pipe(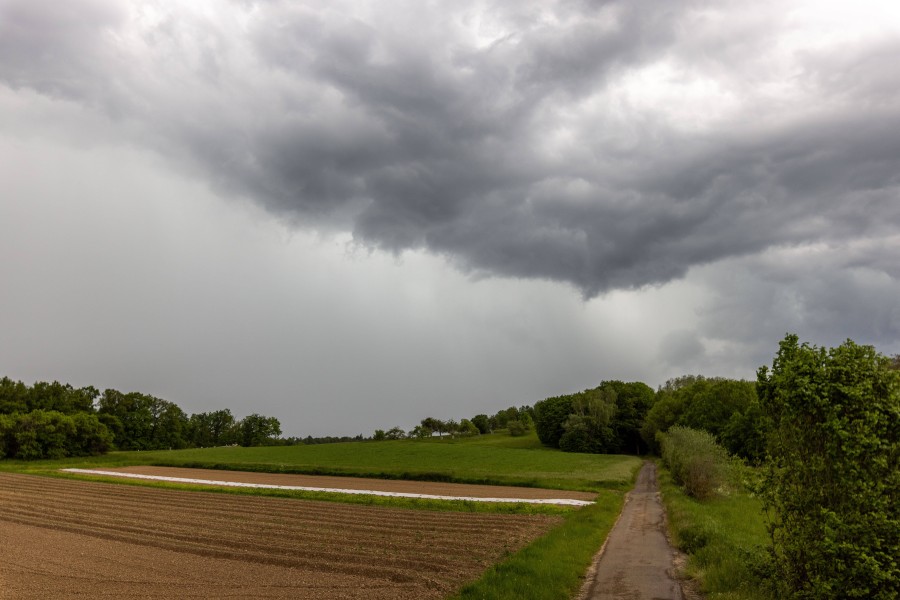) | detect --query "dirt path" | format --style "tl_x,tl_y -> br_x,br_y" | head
581,462 -> 683,600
